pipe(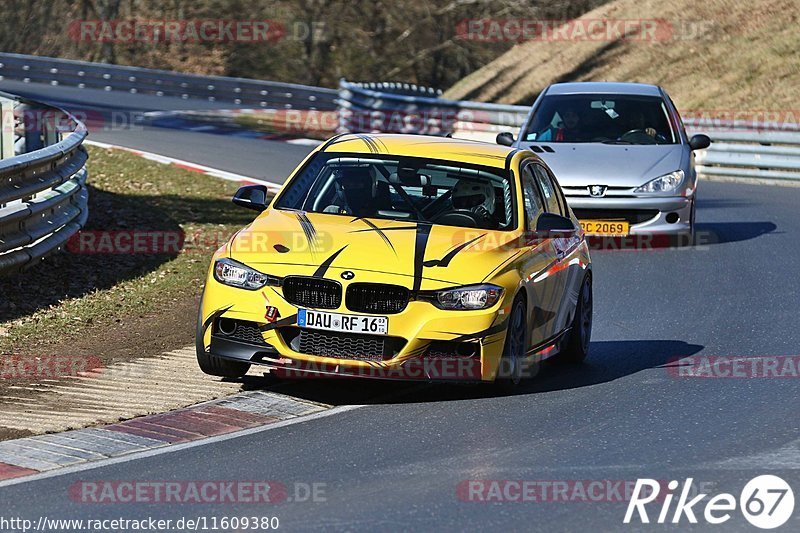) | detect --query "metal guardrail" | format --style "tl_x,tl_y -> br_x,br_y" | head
685,119 -> 800,182
6,54 -> 795,184
0,91 -> 89,276
337,79 -> 527,136
0,53 -> 337,110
